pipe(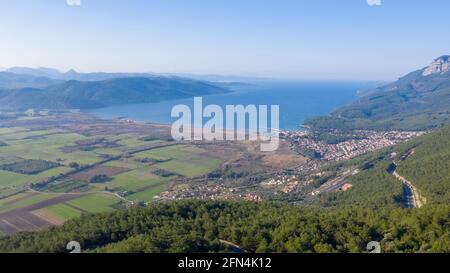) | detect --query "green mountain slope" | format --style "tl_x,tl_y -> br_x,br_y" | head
395,126 -> 450,204
0,77 -> 228,110
316,125 -> 450,207
306,56 -> 450,131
